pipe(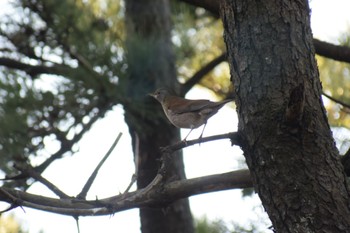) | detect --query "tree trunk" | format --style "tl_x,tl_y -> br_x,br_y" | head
220,0 -> 350,232
124,1 -> 194,233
